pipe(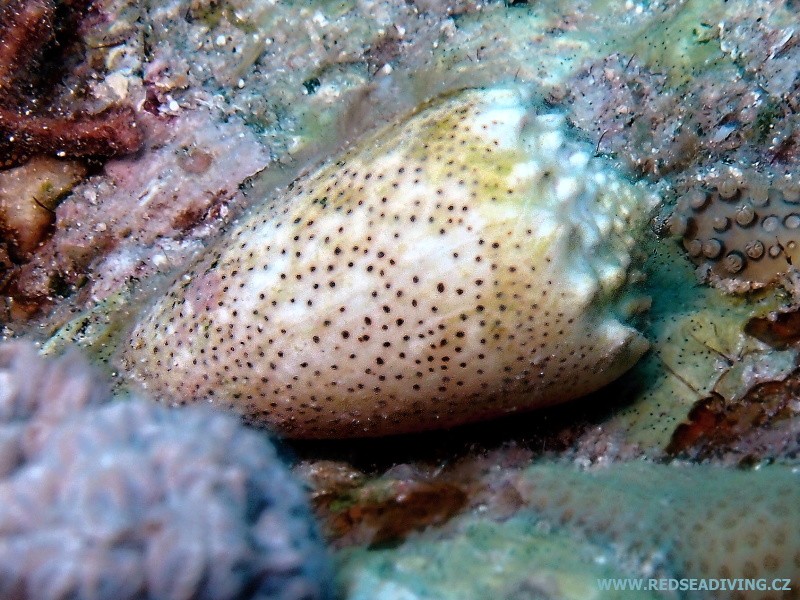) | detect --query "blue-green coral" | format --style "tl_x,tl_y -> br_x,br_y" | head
337,511 -> 662,600
514,462 -> 800,598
